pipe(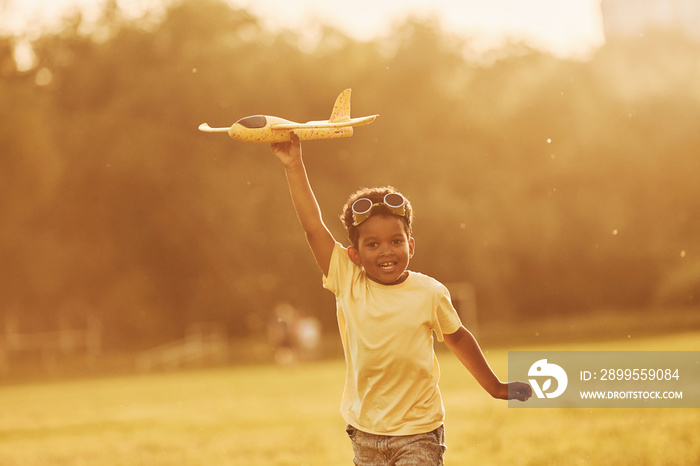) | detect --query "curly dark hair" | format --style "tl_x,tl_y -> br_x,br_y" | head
340,186 -> 413,248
